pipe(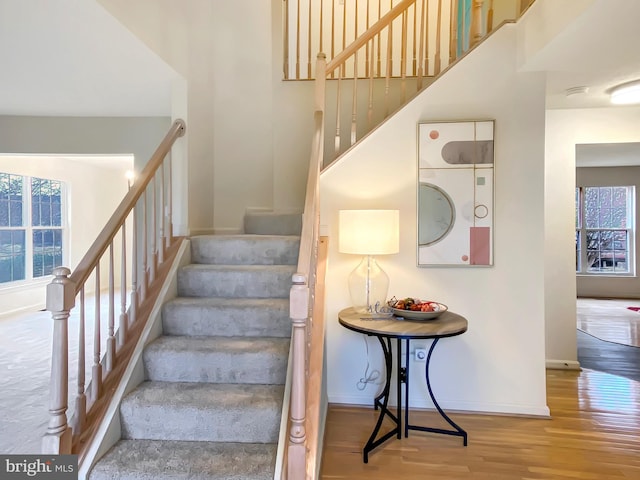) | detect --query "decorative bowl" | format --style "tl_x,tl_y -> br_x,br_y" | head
391,303 -> 447,321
